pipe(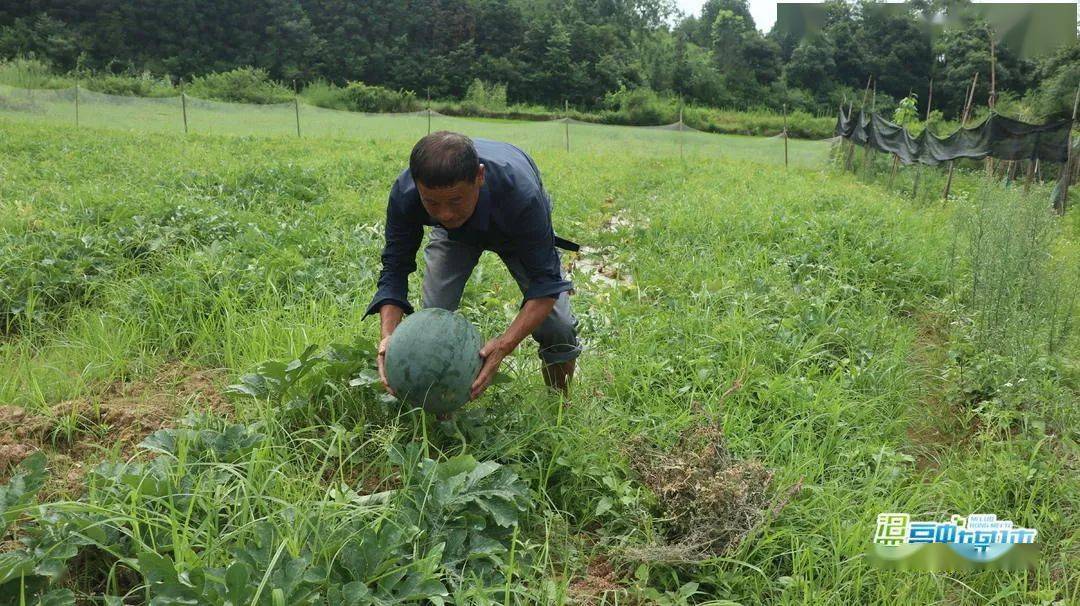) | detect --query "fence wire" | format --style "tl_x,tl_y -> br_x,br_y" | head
0,84 -> 837,168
